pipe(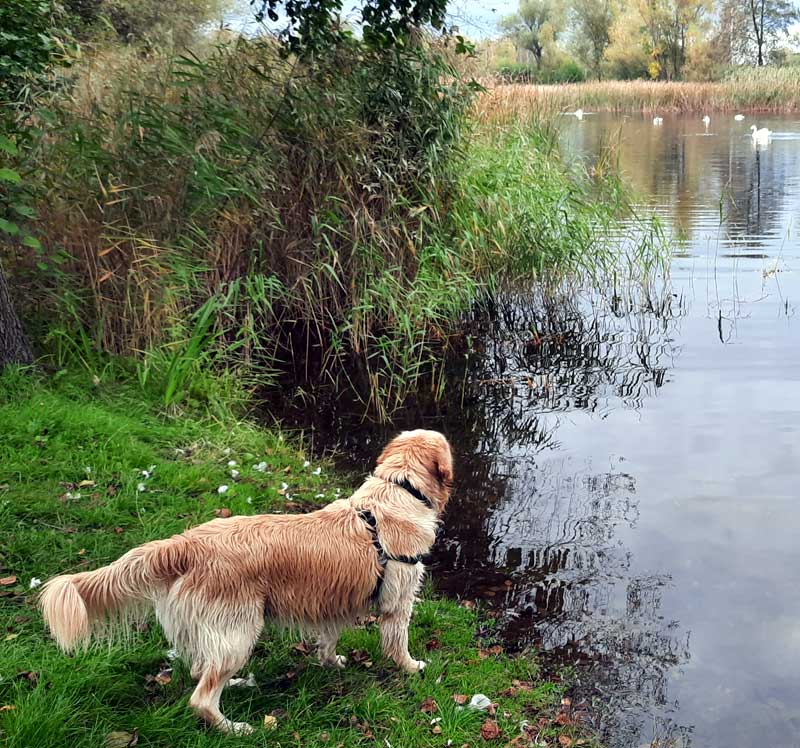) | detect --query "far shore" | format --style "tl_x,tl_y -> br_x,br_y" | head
477,70 -> 800,116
